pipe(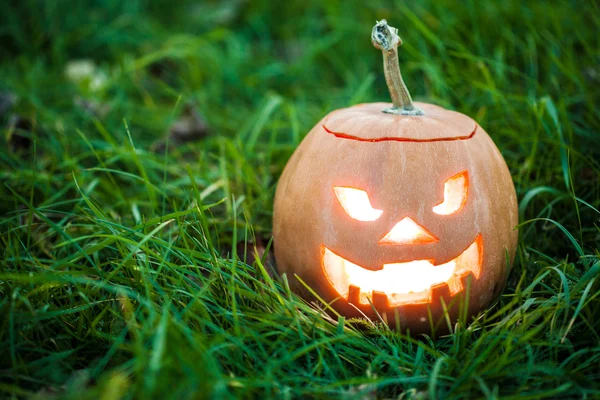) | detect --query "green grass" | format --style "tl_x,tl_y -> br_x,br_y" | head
1,0 -> 599,398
